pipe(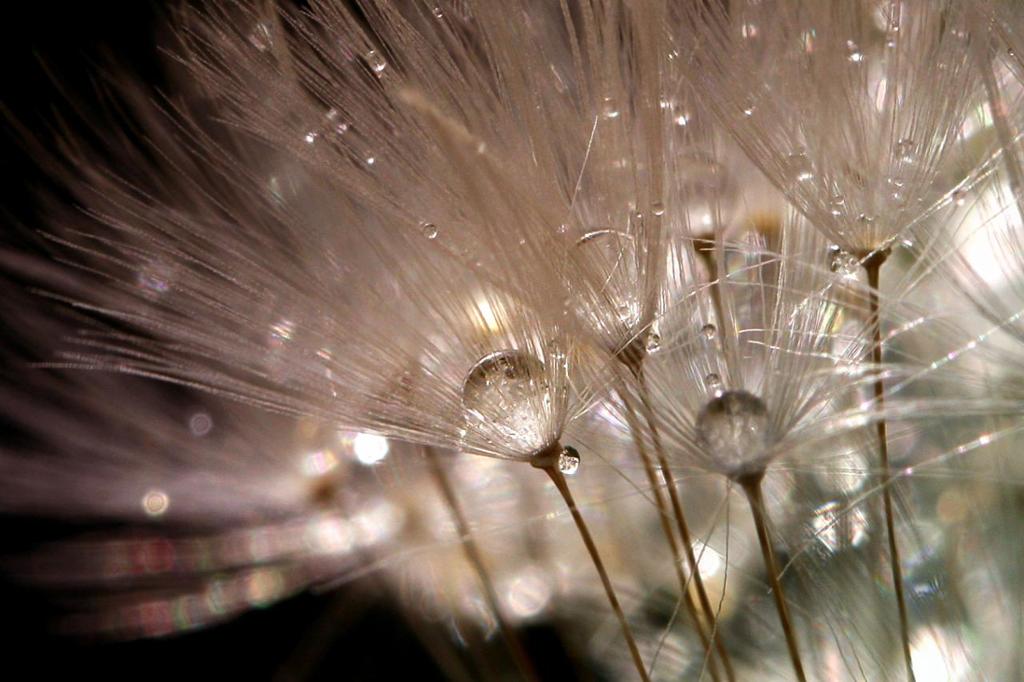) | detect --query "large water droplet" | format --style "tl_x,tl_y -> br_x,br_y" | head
575,229 -> 642,331
701,323 -> 717,340
704,373 -> 723,396
462,350 -> 552,456
695,390 -> 772,476
557,446 -> 580,475
829,247 -> 860,278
